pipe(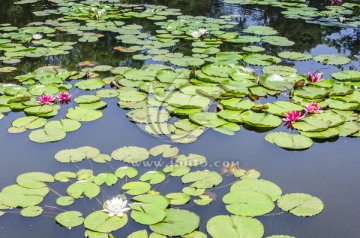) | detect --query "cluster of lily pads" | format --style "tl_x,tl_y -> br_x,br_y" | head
223,0 -> 360,27
0,0 -> 358,150
0,144 -> 324,238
